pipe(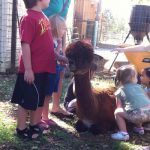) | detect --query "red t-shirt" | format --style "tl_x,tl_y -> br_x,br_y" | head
19,9 -> 56,73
